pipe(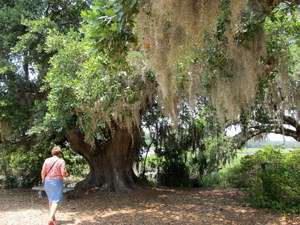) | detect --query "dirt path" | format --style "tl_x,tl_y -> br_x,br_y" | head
0,186 -> 299,225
